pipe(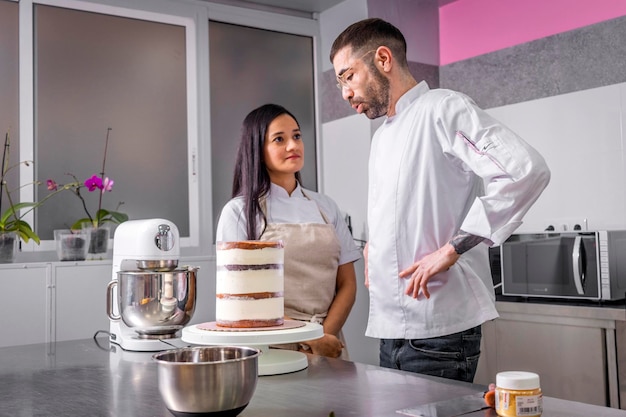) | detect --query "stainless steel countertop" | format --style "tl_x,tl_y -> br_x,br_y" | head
1,336 -> 625,417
